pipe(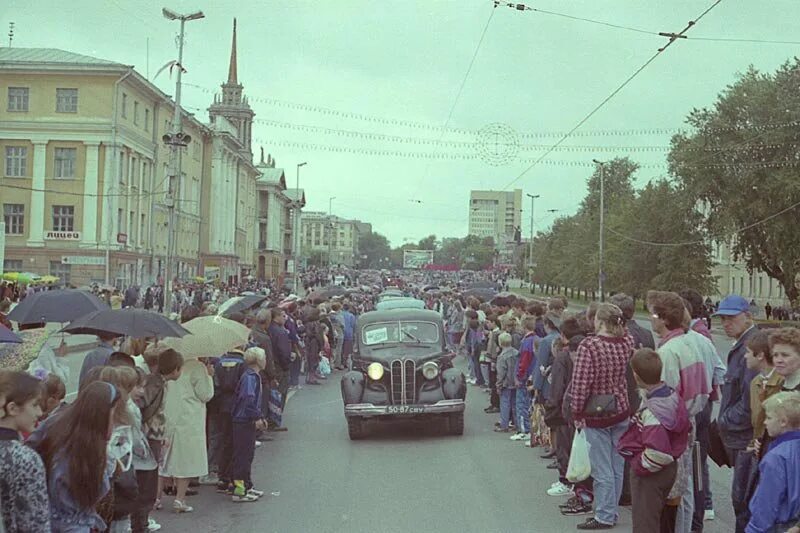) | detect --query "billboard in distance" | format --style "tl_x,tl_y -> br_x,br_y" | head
403,249 -> 434,269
